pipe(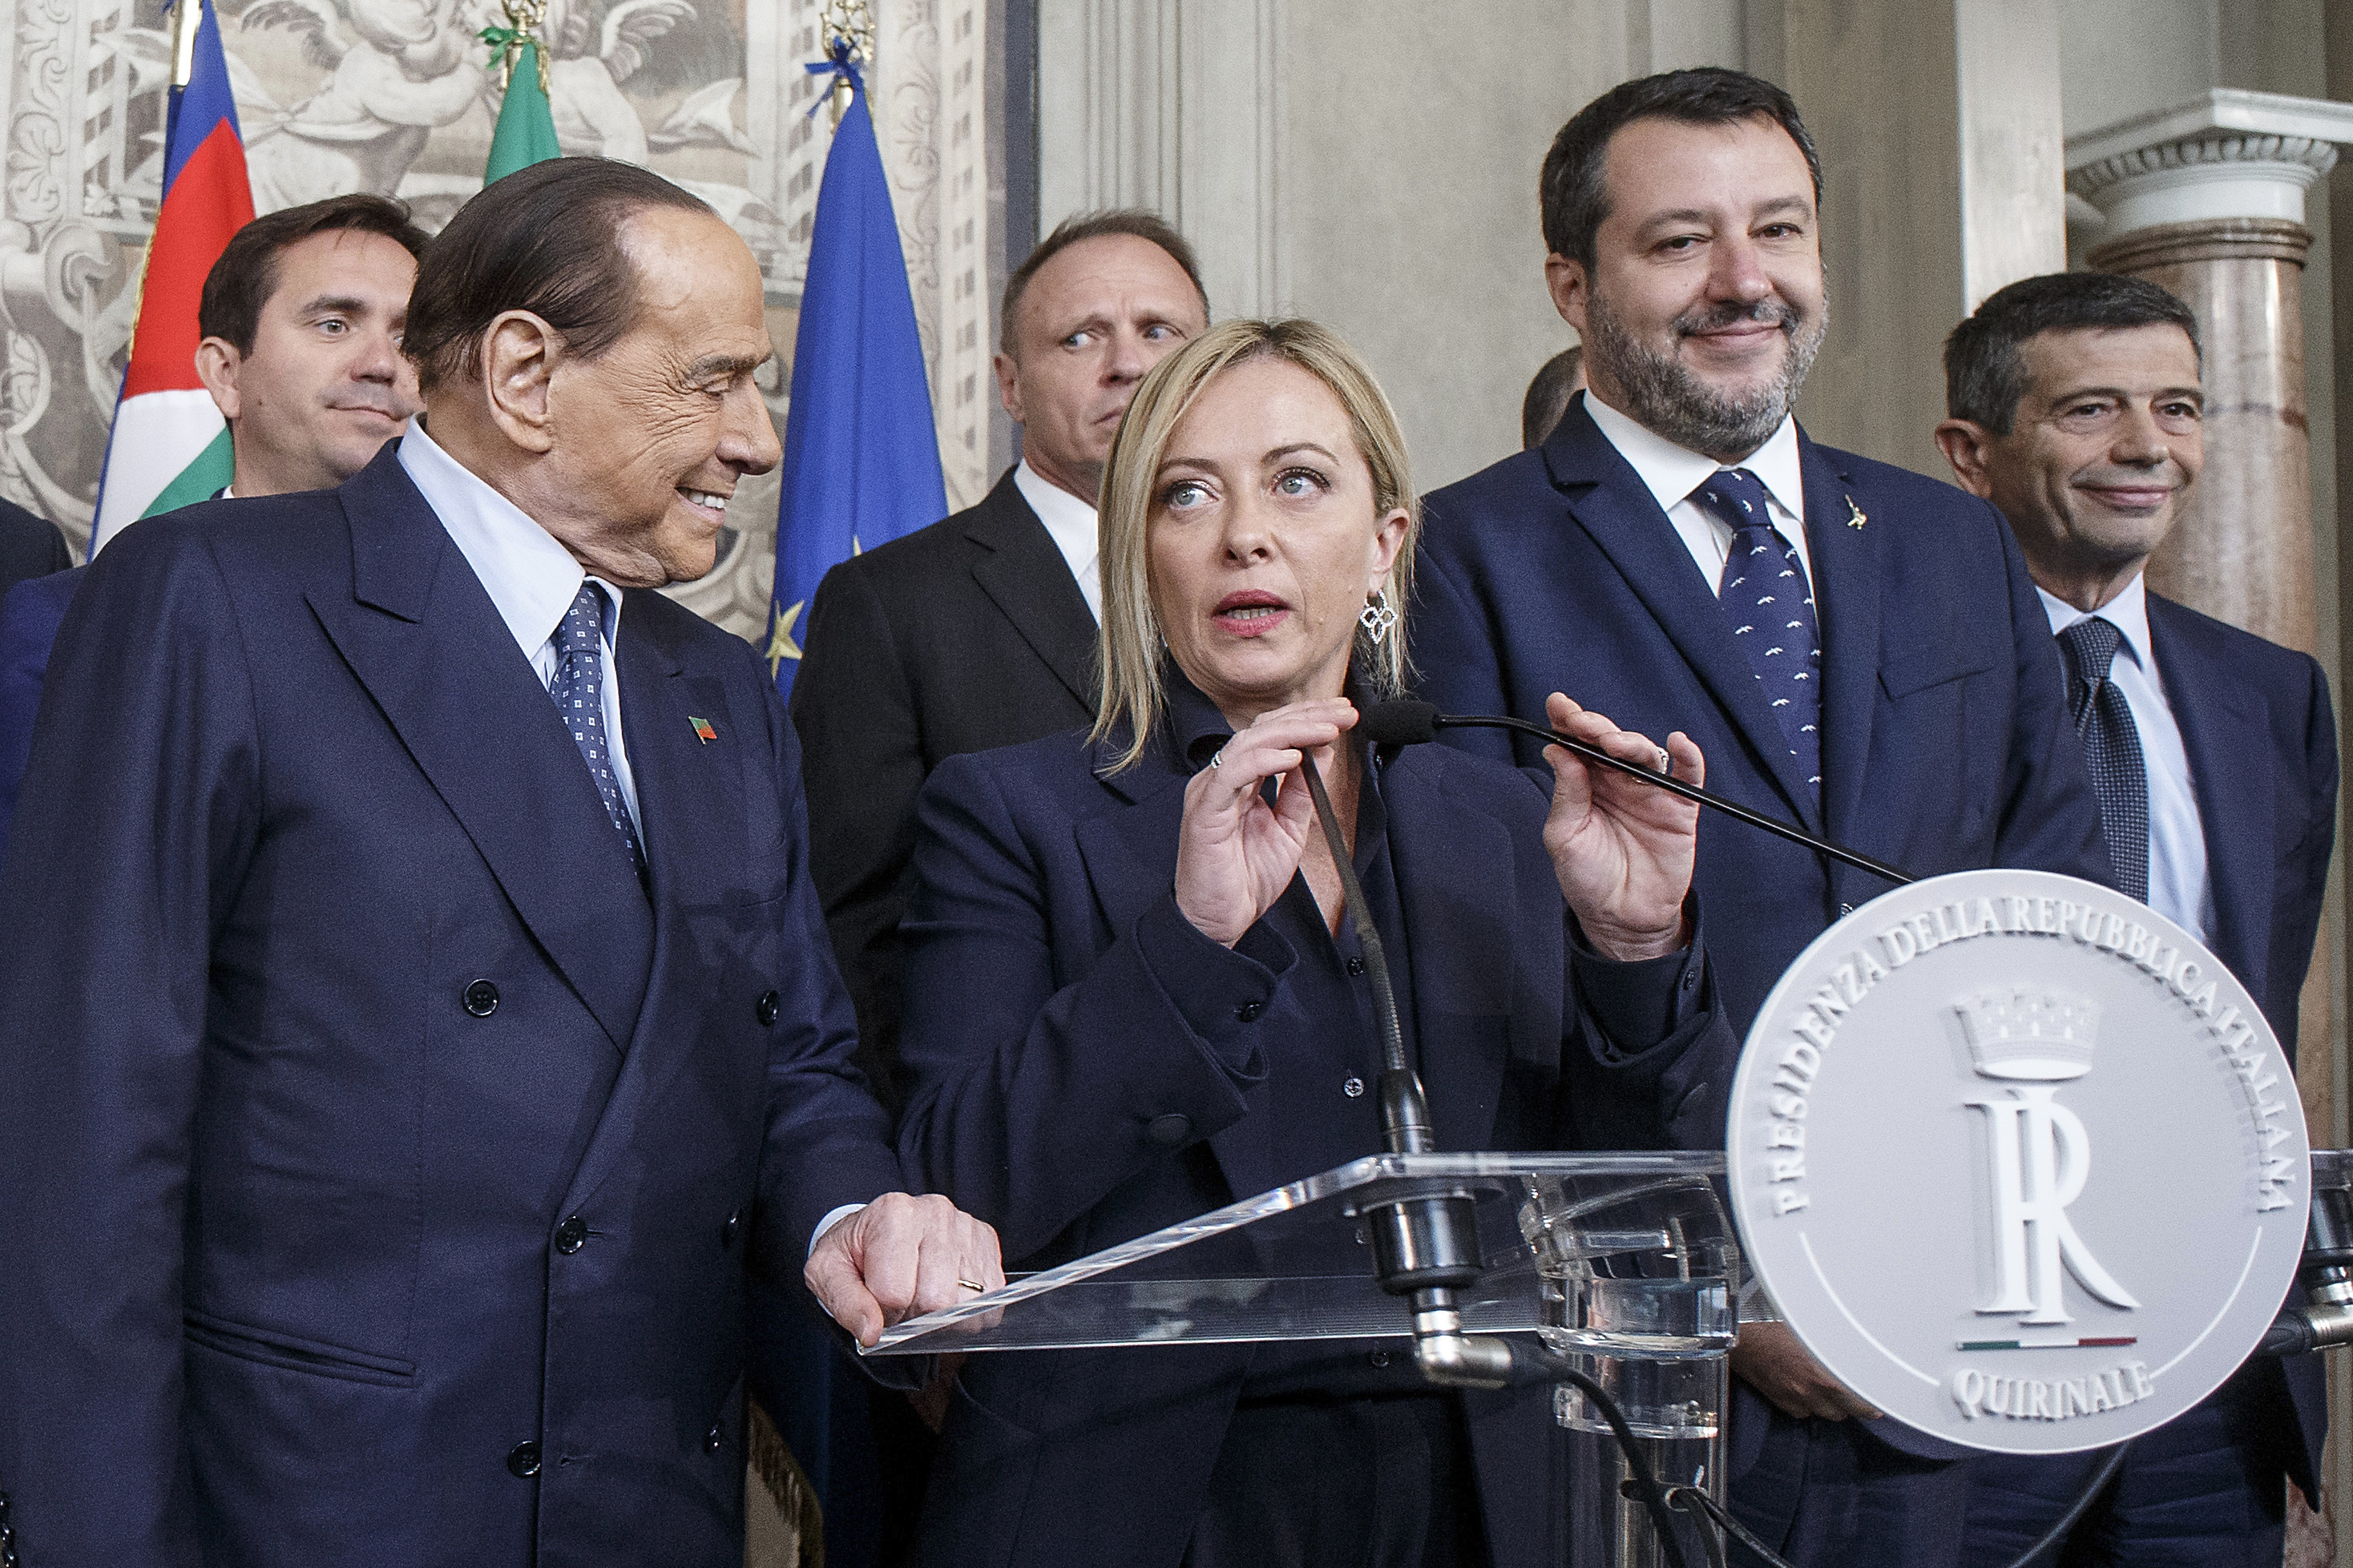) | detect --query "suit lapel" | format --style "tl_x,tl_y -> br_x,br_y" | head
2147,597 -> 2273,989
309,447 -> 654,1054
1384,752 -> 1516,1151
1072,741 -> 1276,1200
967,470 -> 1098,709
560,602 -> 745,1209
1801,433 -> 1884,846
1544,407 -> 1821,828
